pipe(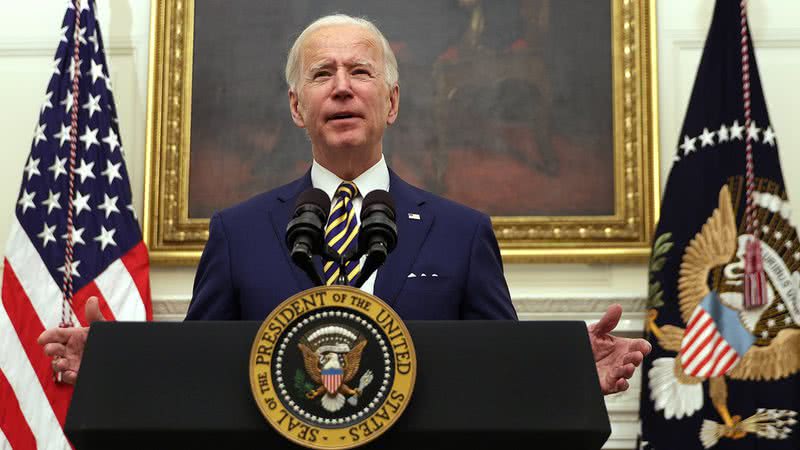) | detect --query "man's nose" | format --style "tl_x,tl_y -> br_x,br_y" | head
331,69 -> 353,98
